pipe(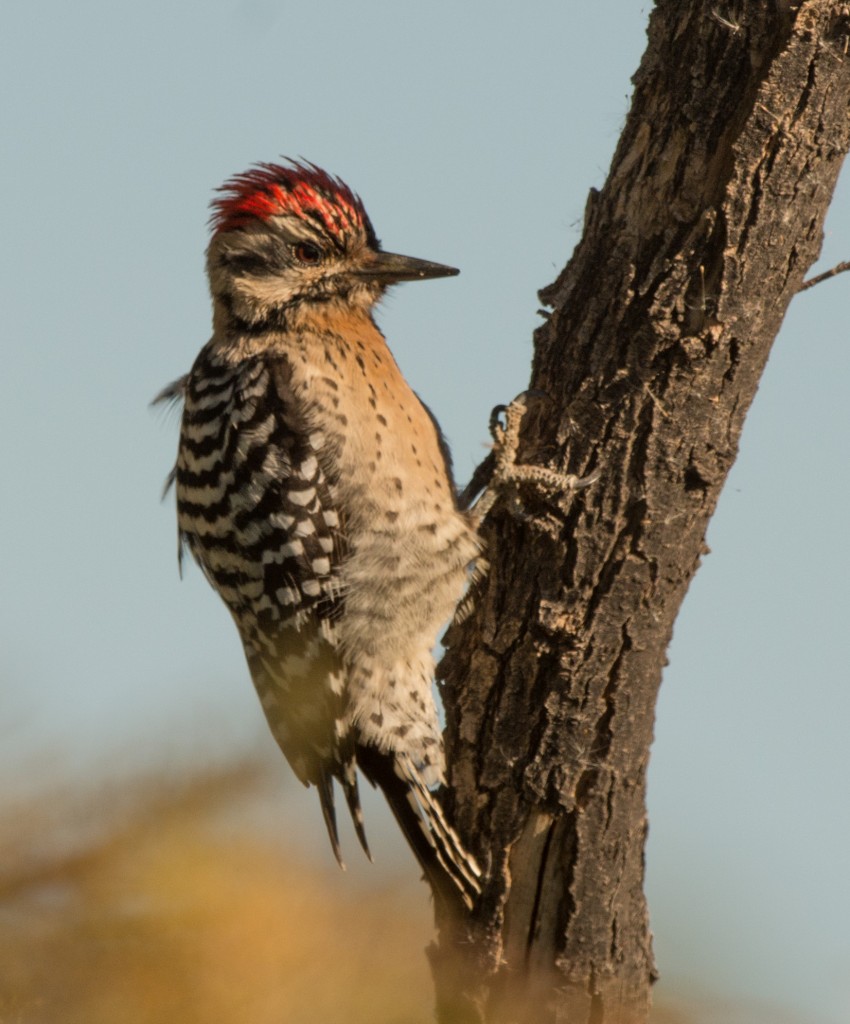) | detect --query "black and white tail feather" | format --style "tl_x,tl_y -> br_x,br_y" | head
282,737 -> 480,909
355,745 -> 481,909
